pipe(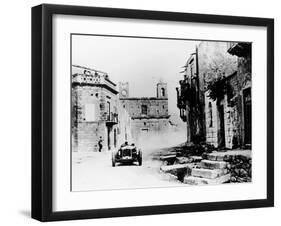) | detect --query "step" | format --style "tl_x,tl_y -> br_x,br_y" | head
200,160 -> 227,169
175,157 -> 192,164
203,153 -> 225,161
191,168 -> 227,179
175,156 -> 202,164
203,151 -> 252,162
190,156 -> 203,162
183,174 -> 231,185
160,164 -> 190,173
160,155 -> 177,161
